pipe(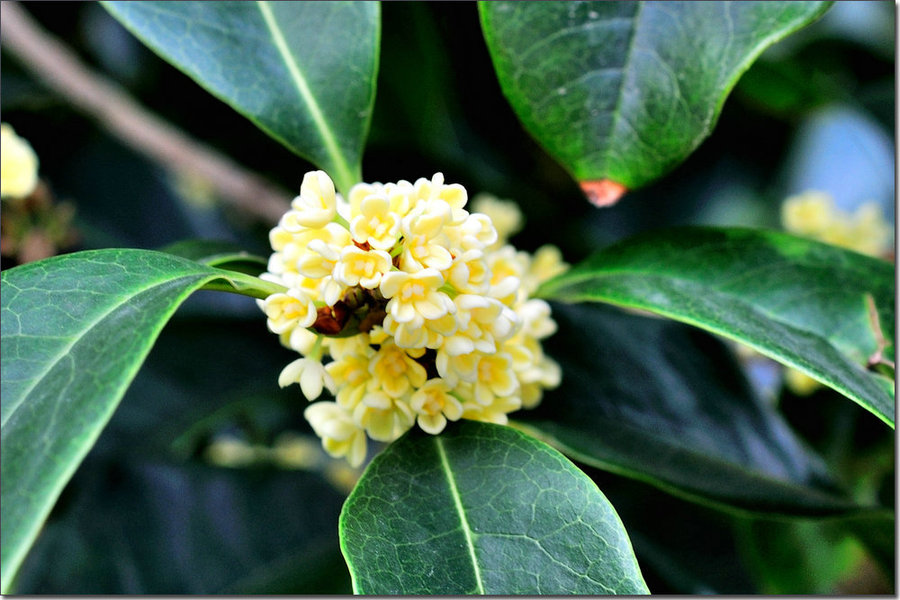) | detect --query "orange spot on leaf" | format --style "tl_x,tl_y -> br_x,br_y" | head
581,179 -> 627,207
